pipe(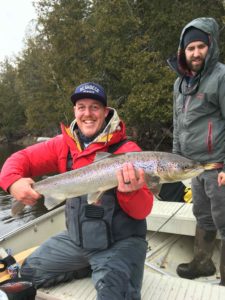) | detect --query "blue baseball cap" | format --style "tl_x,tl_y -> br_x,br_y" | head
71,82 -> 107,106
